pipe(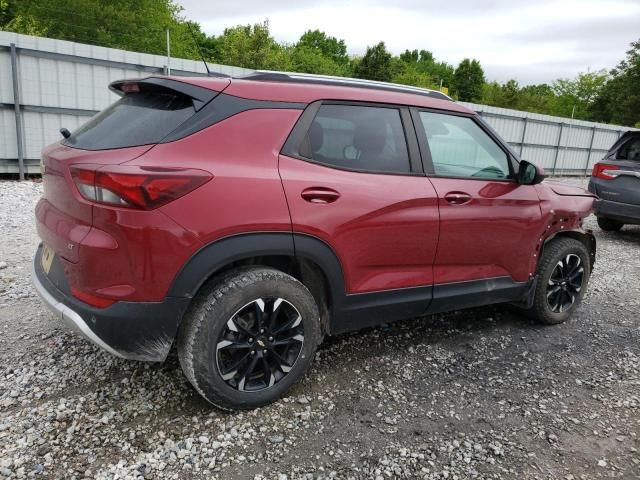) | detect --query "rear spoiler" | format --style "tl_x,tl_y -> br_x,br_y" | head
109,77 -> 222,111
